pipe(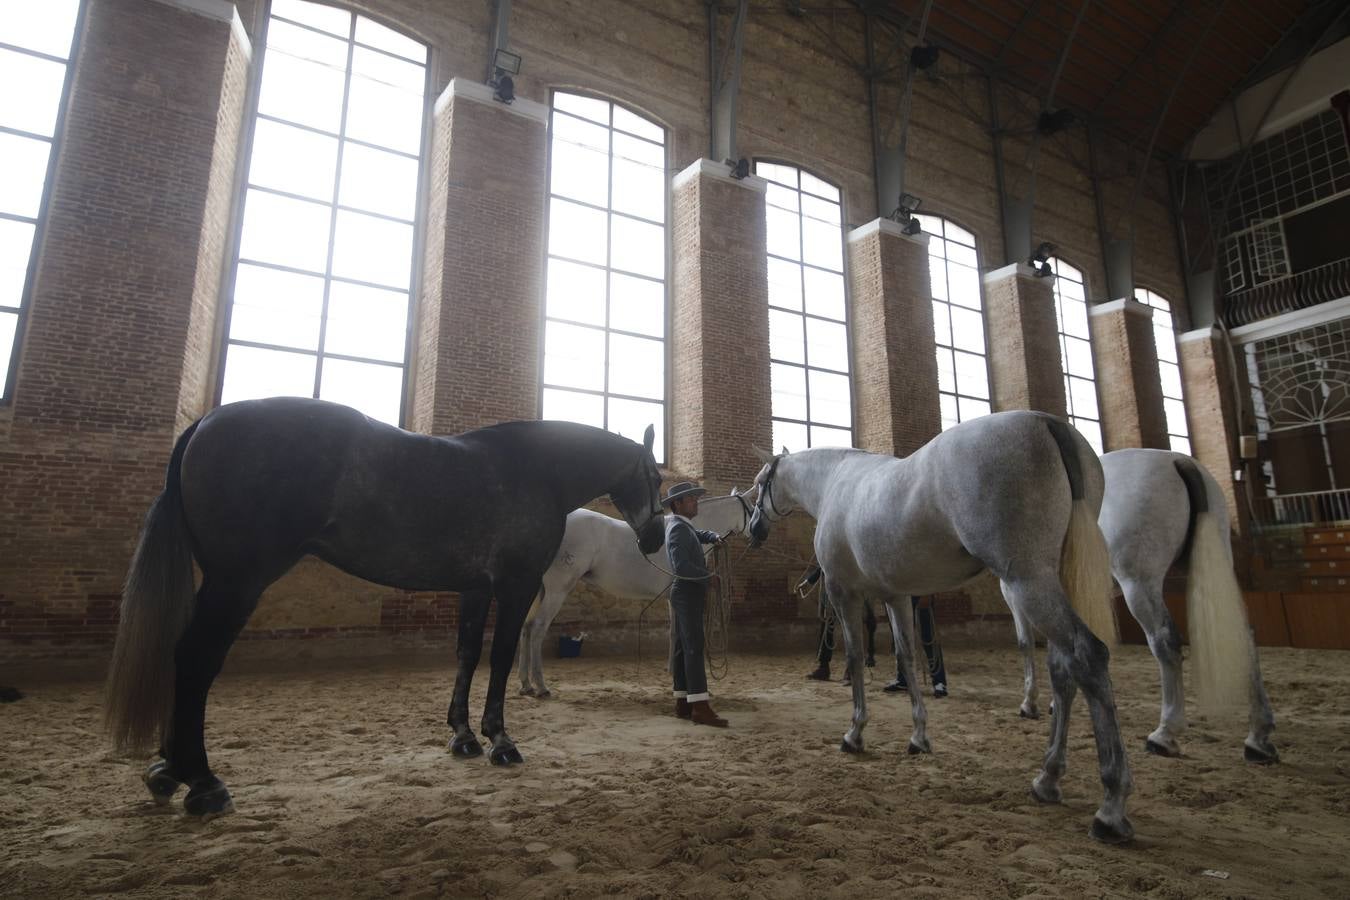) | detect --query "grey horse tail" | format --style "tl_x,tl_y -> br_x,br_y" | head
1172,456 -> 1209,566
1044,418 -> 1085,500
103,420 -> 200,754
